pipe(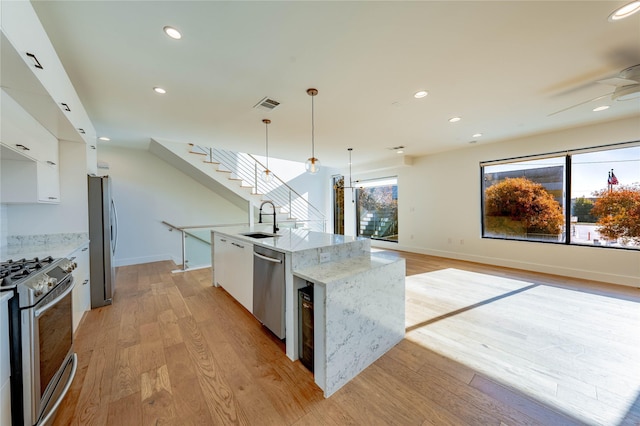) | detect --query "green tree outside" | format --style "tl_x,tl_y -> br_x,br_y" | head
573,197 -> 597,223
